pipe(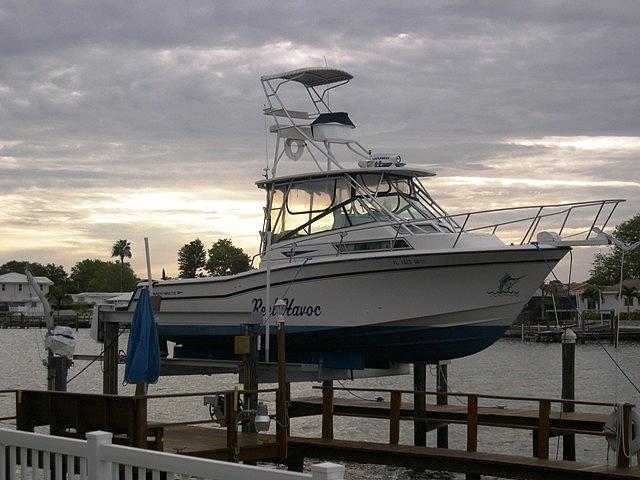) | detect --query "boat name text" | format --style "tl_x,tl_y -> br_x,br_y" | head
251,297 -> 322,317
